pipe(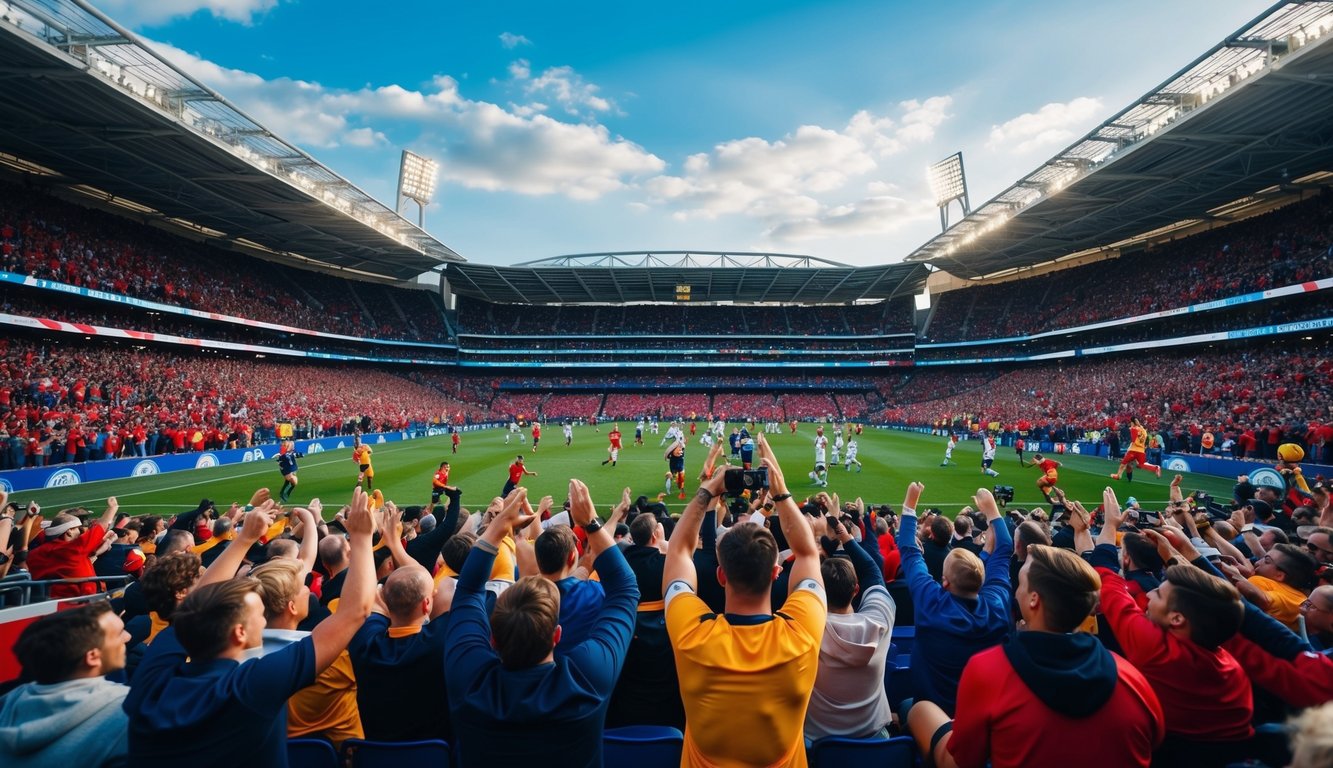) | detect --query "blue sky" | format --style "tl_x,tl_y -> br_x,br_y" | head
99,0 -> 1268,268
